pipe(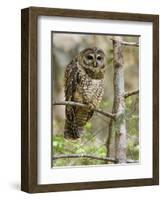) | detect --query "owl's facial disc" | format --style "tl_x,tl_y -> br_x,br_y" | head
84,53 -> 104,68
95,54 -> 104,68
80,48 -> 106,77
85,54 -> 94,65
